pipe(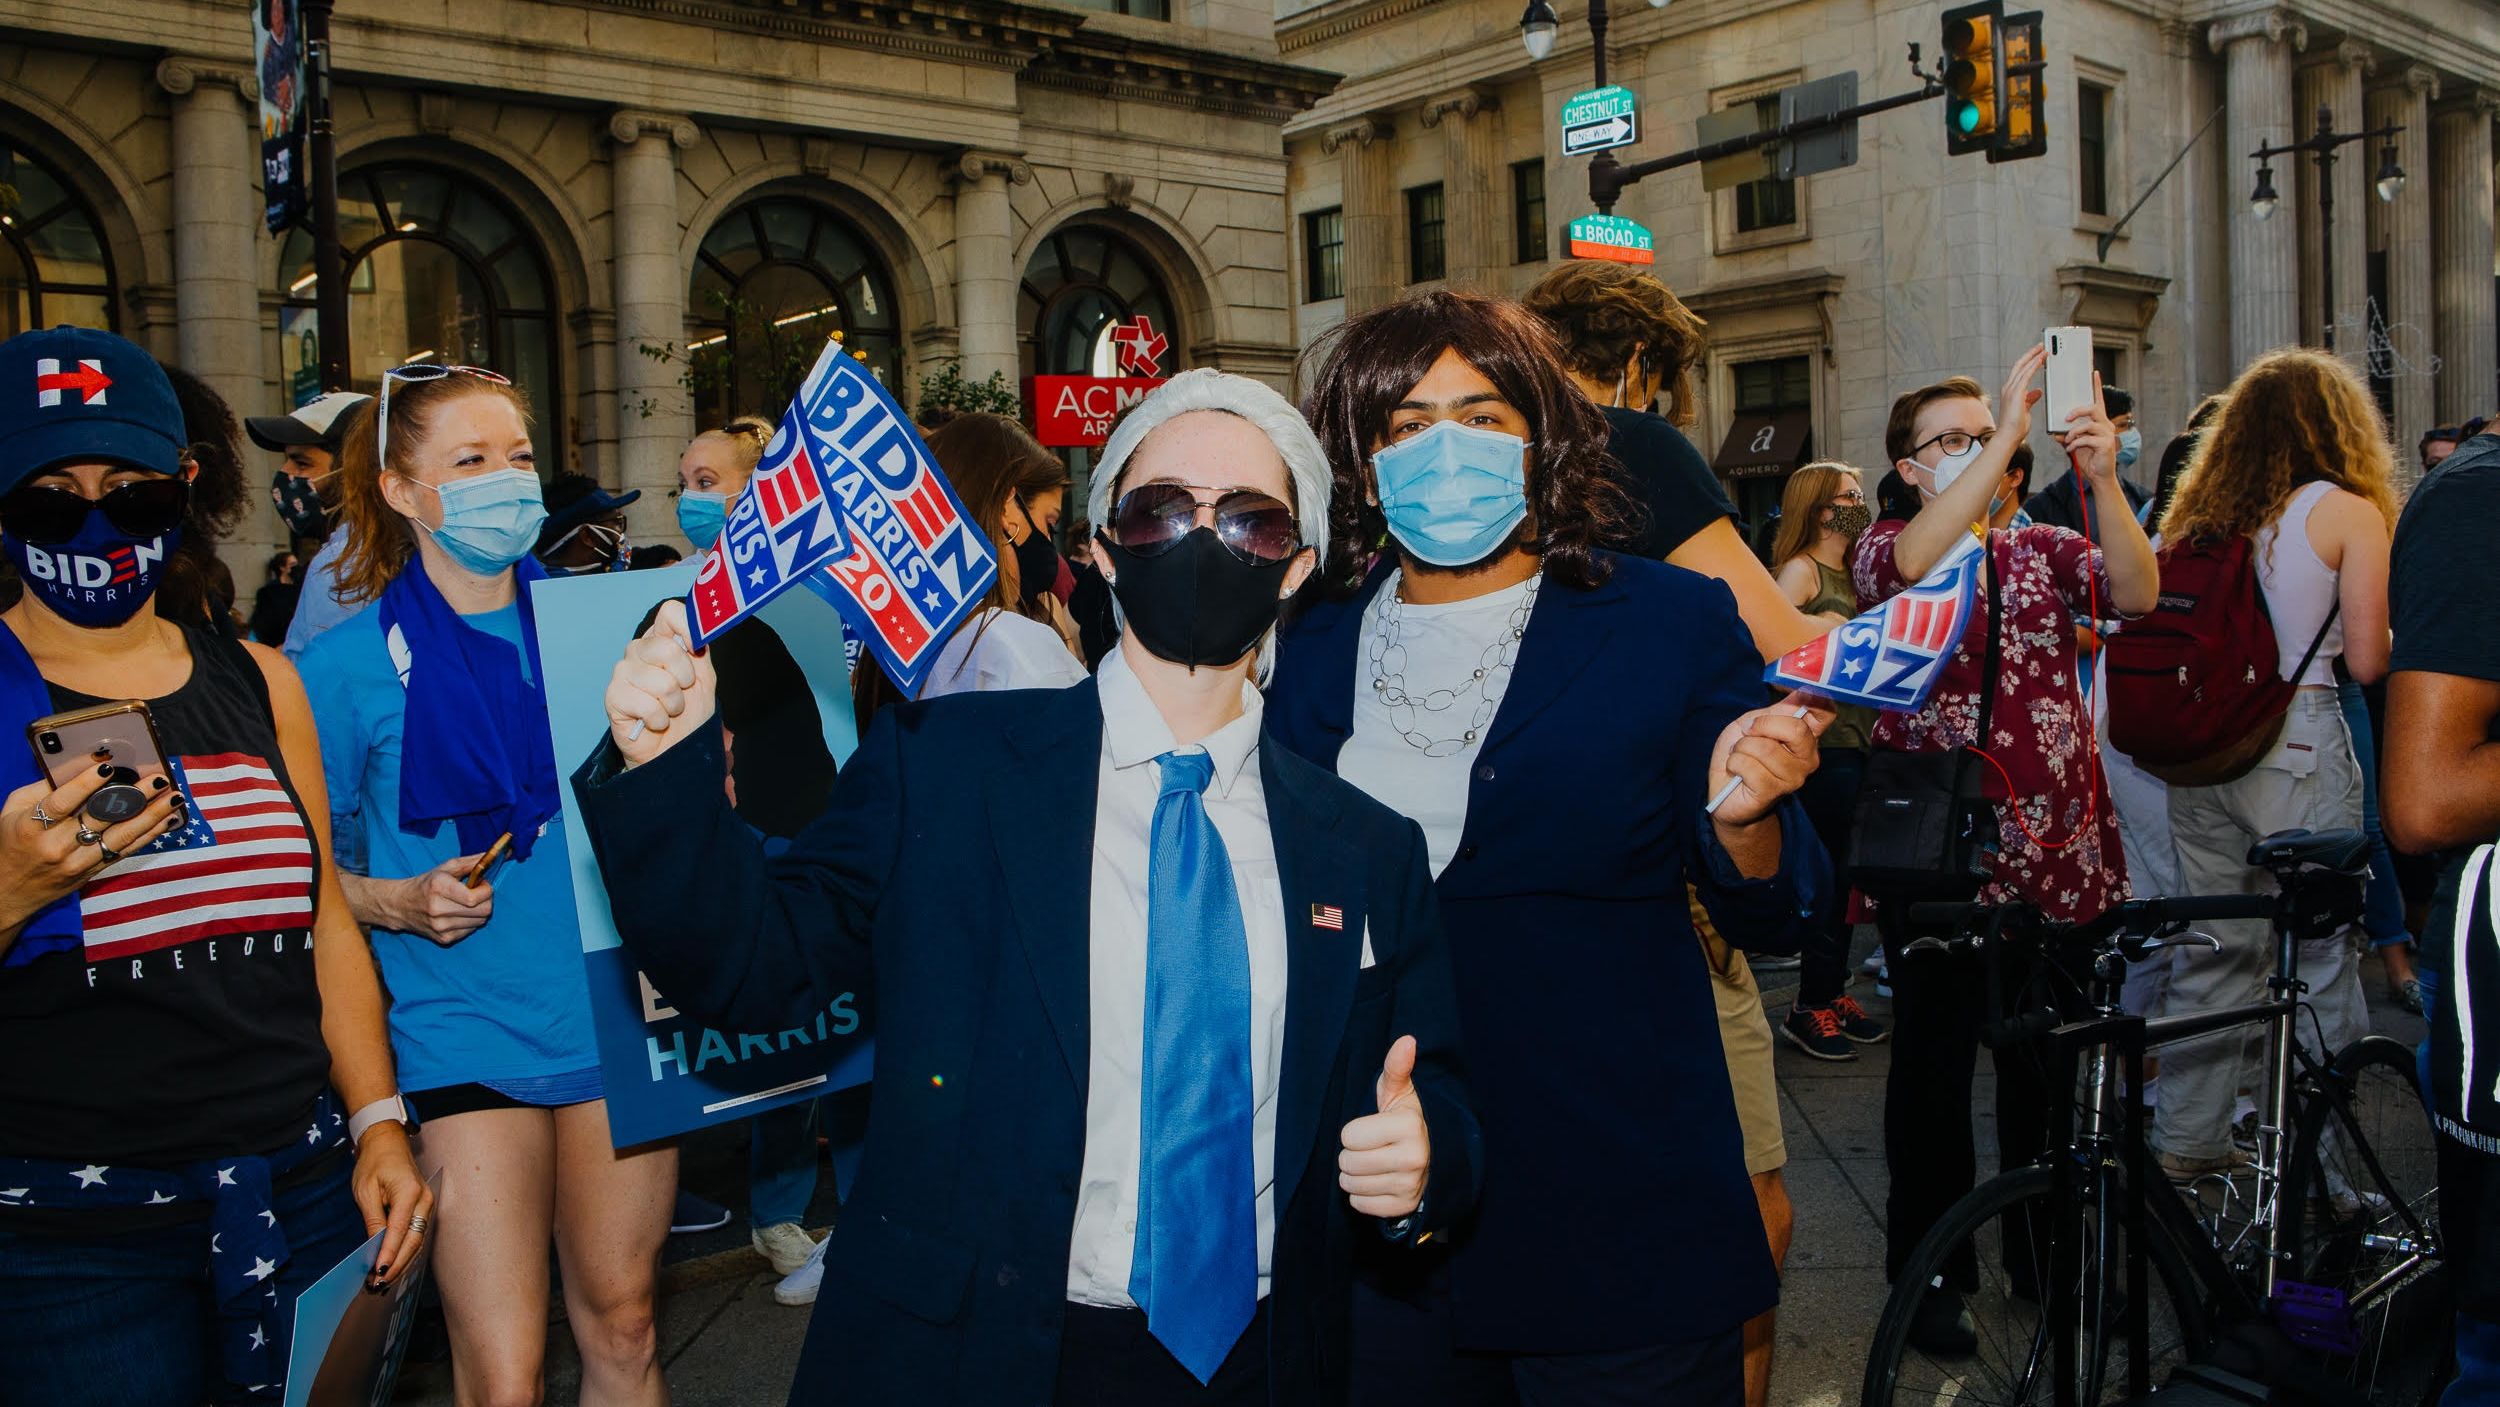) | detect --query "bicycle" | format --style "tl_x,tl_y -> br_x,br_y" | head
1858,828 -> 2448,1407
